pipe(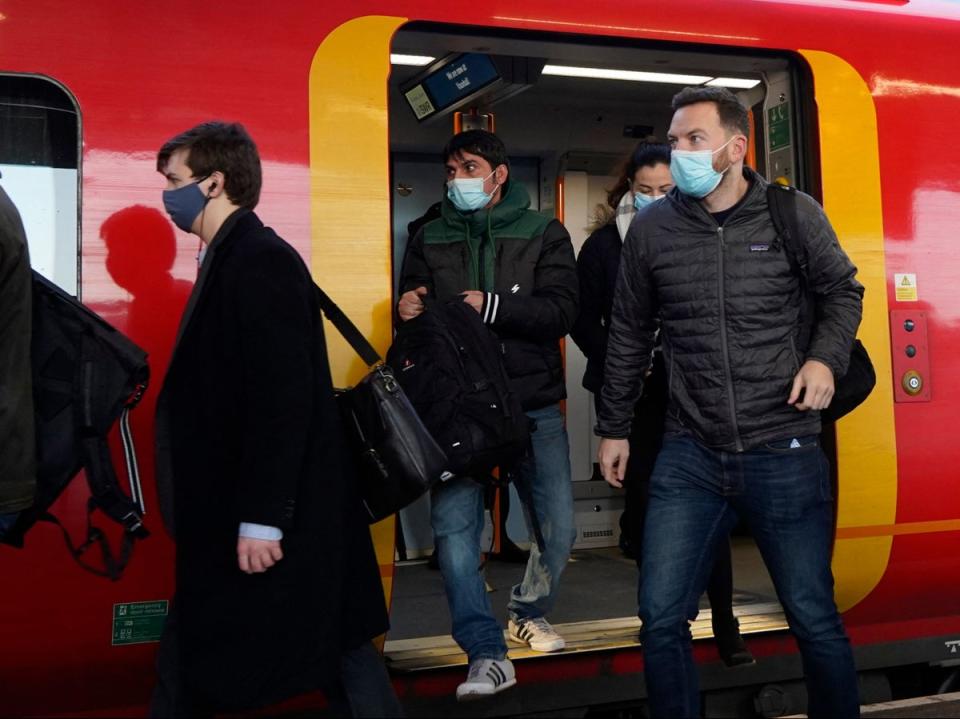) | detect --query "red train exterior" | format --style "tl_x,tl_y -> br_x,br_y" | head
1,0 -> 959,715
